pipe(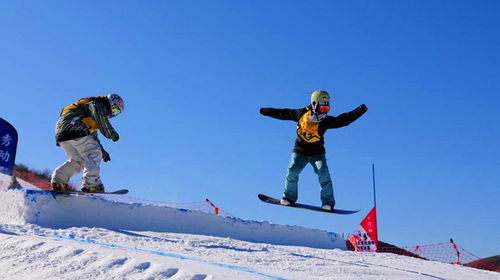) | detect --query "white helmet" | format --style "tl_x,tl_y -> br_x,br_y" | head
107,94 -> 124,118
